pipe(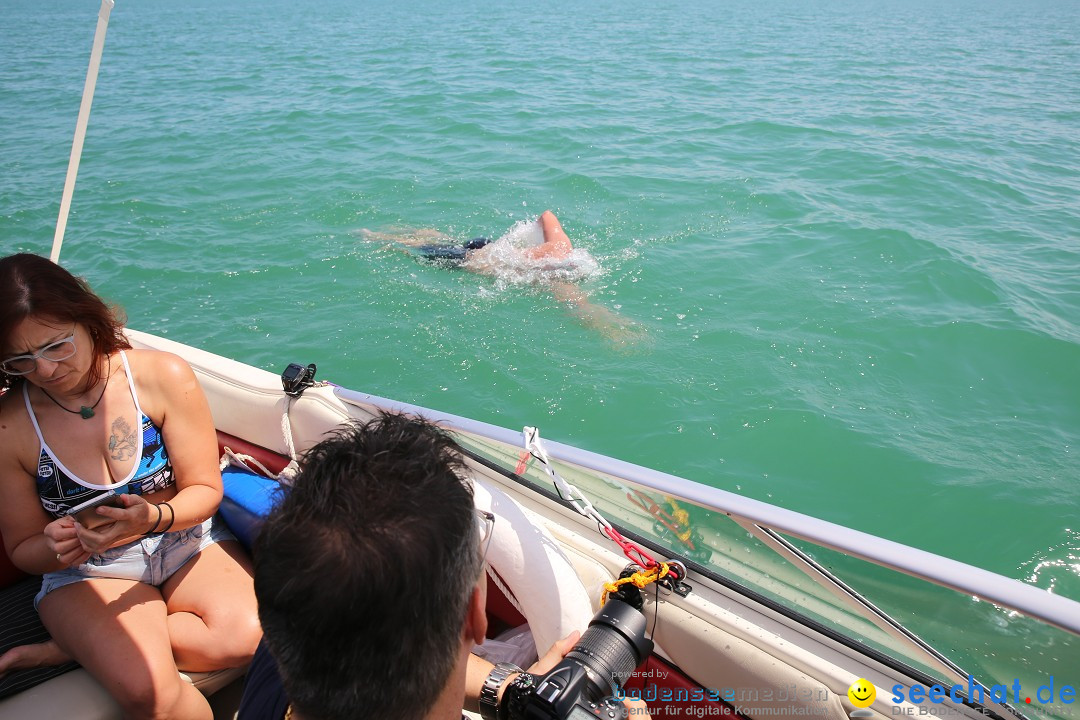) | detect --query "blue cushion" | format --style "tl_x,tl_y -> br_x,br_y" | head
220,465 -> 287,551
